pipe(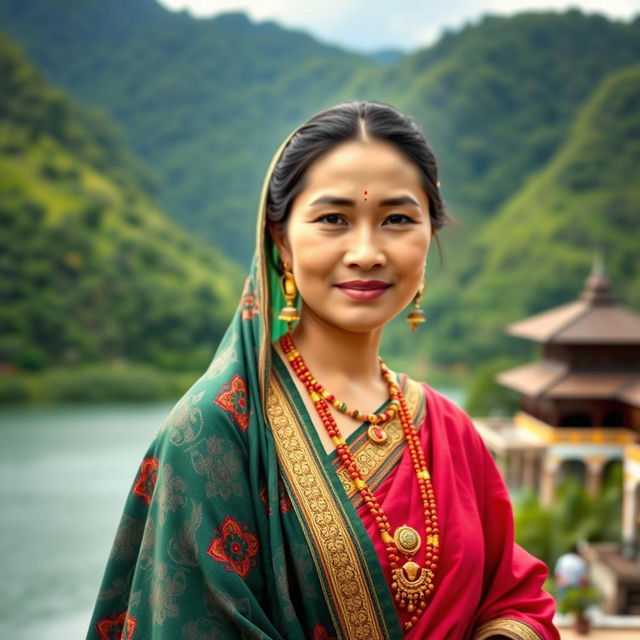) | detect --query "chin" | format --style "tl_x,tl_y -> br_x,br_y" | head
321,311 -> 393,335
